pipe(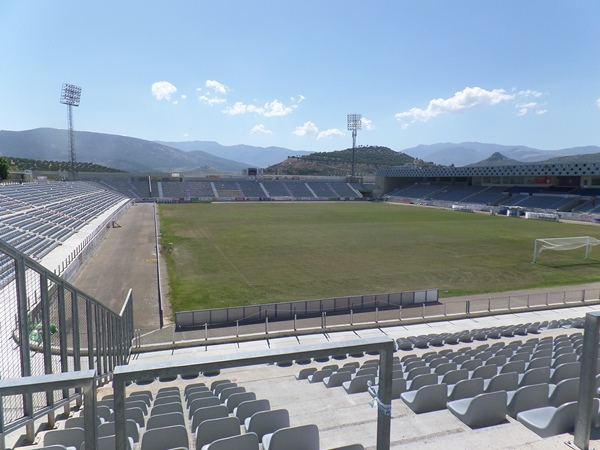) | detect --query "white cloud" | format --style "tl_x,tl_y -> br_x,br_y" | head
395,87 -> 515,126
361,117 -> 374,131
181,94 -> 187,100
516,89 -> 543,98
596,98 -> 600,108
293,121 -> 319,136
317,129 -> 343,140
536,109 -> 548,115
151,81 -> 177,101
206,80 -> 229,94
199,94 -> 227,105
516,102 -> 538,116
223,98 -> 301,117
251,124 -> 272,135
